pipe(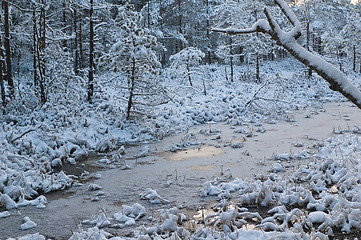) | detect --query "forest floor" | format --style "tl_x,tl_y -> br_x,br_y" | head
1,101 -> 360,239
